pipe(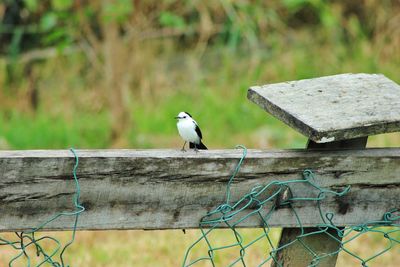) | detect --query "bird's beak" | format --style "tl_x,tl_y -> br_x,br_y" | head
175,116 -> 180,119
